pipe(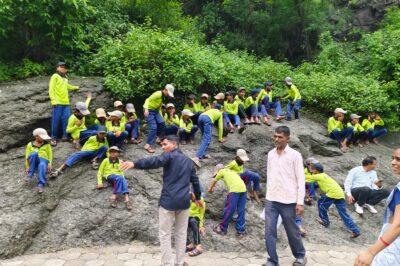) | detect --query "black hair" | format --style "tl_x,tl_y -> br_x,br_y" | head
275,126 -> 290,137
362,156 -> 377,166
162,135 -> 179,144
